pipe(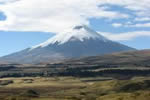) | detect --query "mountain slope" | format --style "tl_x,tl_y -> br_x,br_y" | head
65,49 -> 150,66
0,25 -> 134,64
